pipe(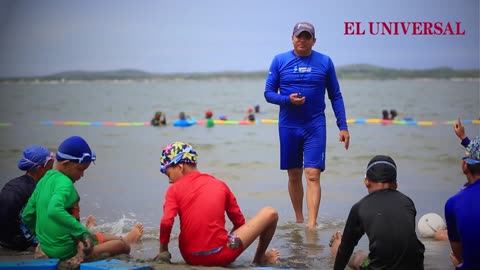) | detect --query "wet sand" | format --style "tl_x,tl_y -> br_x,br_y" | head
0,235 -> 455,270
0,249 -> 226,270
